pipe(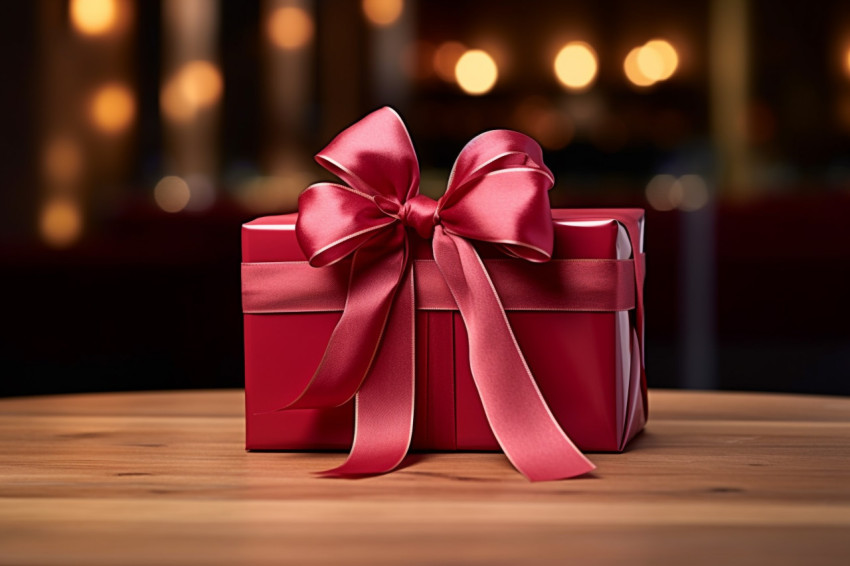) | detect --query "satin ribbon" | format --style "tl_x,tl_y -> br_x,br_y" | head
288,107 -> 596,480
242,258 -> 636,313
